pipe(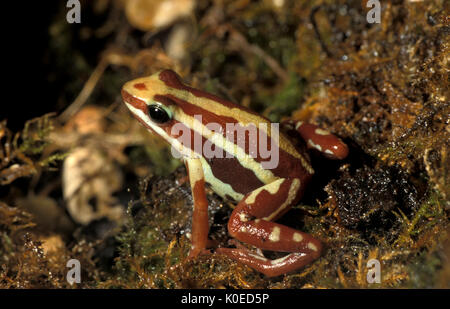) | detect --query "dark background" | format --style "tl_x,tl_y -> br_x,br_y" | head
3,1 -> 69,131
